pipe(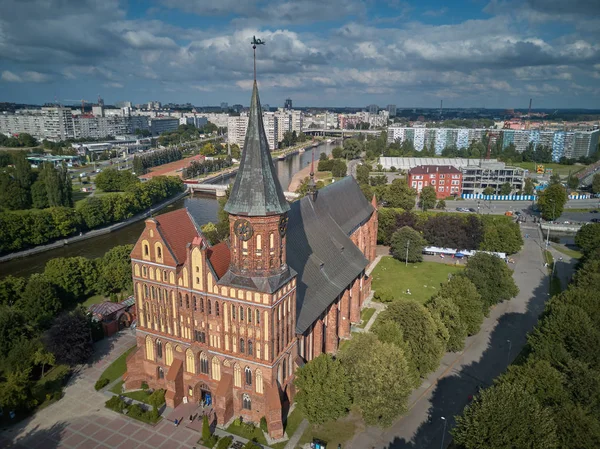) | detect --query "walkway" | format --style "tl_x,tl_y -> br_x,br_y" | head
348,224 -> 567,449
0,332 -> 200,449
